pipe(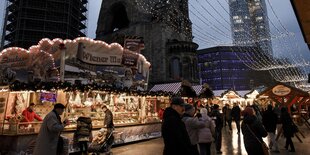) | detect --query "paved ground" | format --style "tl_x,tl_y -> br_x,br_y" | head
110,123 -> 310,155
